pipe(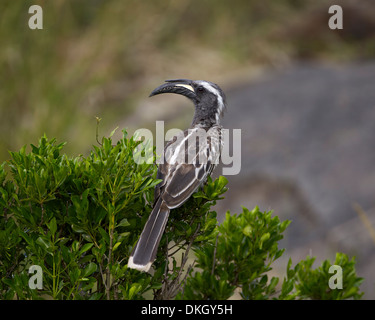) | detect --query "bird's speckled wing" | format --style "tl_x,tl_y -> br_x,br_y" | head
154,126 -> 222,209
